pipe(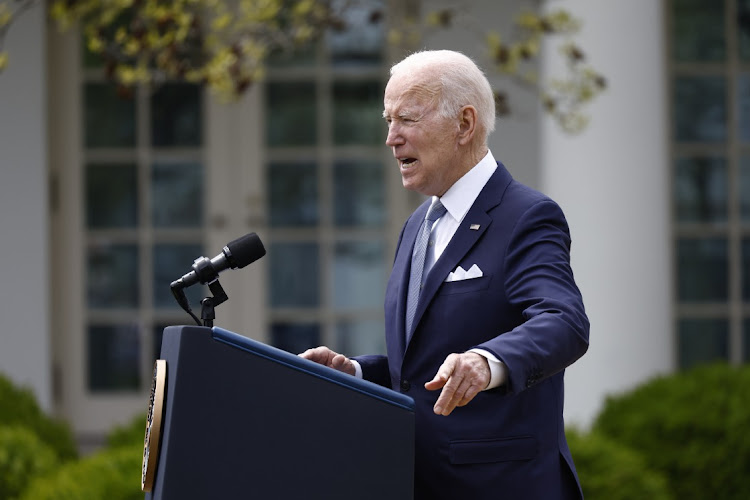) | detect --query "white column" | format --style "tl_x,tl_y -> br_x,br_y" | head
0,3 -> 51,410
540,0 -> 673,427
